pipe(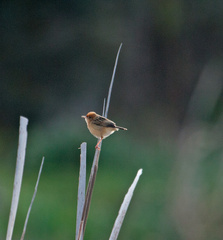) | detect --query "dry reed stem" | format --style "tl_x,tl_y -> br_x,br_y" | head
109,169 -> 143,240
76,143 -> 87,240
6,116 -> 28,240
77,43 -> 123,240
20,157 -> 45,240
